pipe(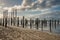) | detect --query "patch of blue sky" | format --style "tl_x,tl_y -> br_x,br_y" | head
51,6 -> 60,11
17,10 -> 41,16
